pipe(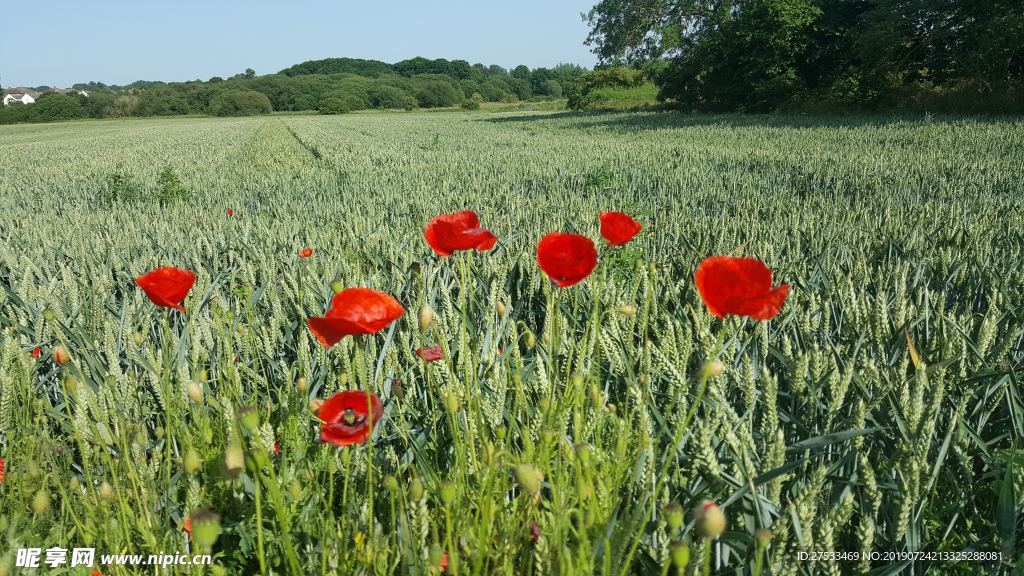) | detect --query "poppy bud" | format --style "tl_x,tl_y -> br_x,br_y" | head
574,443 -> 592,465
43,308 -> 55,322
330,280 -> 345,294
669,540 -> 690,568
99,481 -> 114,502
53,345 -> 70,365
755,527 -> 773,545
701,360 -> 725,379
184,449 -> 202,474
384,475 -> 399,493
32,489 -> 50,513
224,444 -> 245,479
236,406 -> 259,434
438,480 -> 457,506
515,464 -> 543,496
497,301 -> 507,318
133,332 -> 145,346
445,393 -> 459,414
663,503 -> 684,531
616,305 -> 637,316
289,480 -> 302,500
296,377 -> 308,392
63,376 -> 79,394
187,382 -> 204,403
409,477 -> 424,501
69,477 -> 80,491
697,501 -> 726,539
524,331 -> 536,349
418,305 -> 434,331
428,543 -> 444,571
189,509 -> 222,550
